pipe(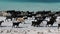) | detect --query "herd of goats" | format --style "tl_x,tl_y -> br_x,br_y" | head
0,10 -> 60,29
